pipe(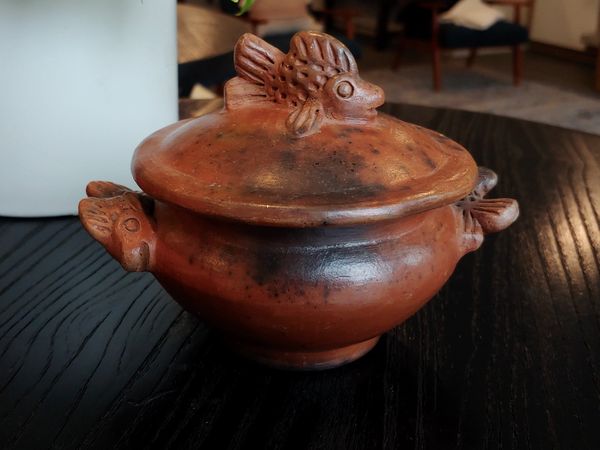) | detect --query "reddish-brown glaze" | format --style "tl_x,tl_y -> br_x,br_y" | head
79,169 -> 517,369
151,203 -> 463,355
229,337 -> 381,371
133,30 -> 478,227
79,182 -> 156,272
228,32 -> 384,137
133,110 -> 478,227
78,32 -> 519,369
